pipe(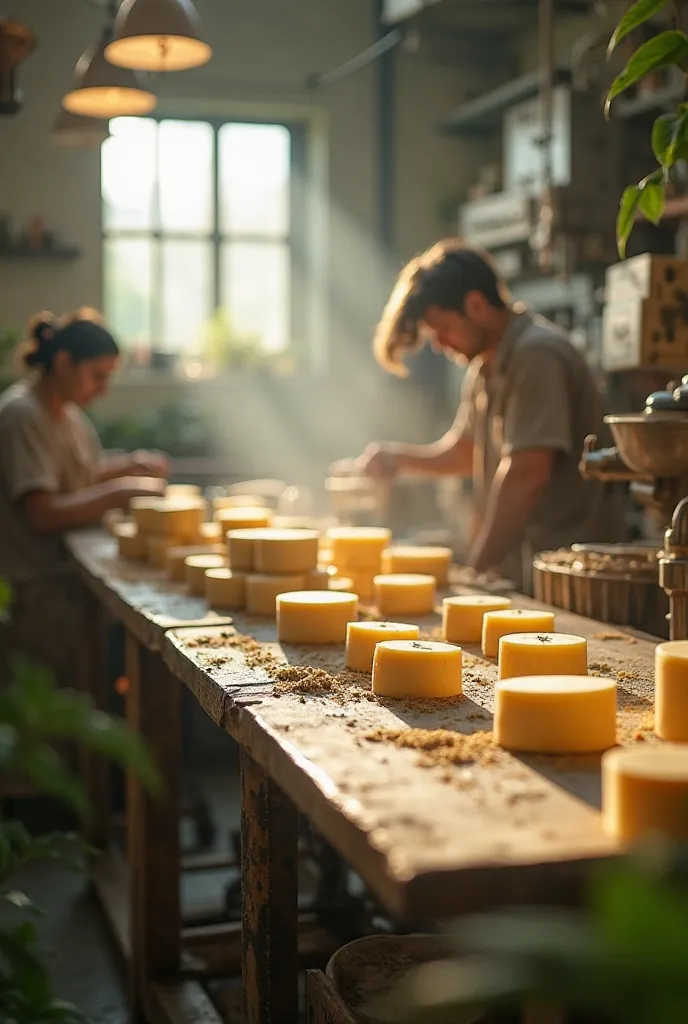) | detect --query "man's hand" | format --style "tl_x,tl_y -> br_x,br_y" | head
356,443 -> 401,481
